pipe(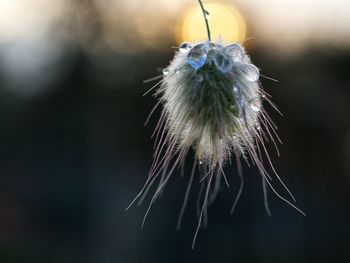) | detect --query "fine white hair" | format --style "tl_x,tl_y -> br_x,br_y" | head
127,40 -> 305,249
